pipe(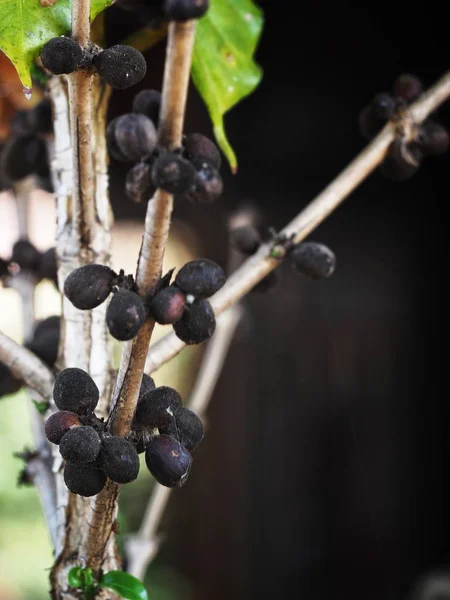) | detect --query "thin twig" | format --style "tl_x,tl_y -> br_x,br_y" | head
126,305 -> 243,580
145,69 -> 450,374
82,20 -> 197,572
